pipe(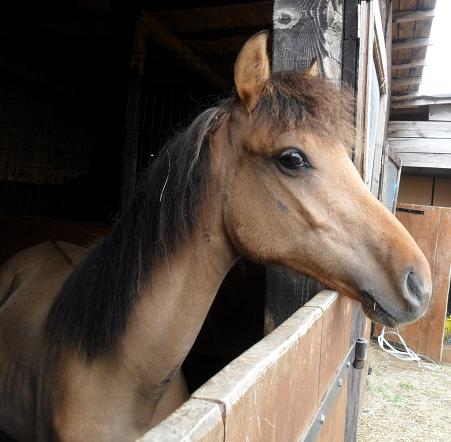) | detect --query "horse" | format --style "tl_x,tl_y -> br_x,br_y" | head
0,31 -> 432,441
